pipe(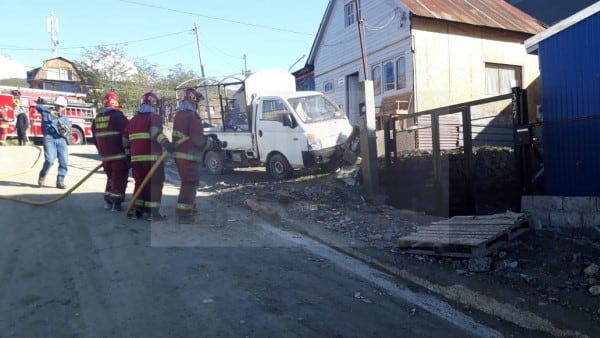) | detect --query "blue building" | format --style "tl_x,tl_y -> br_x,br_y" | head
525,3 -> 600,196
